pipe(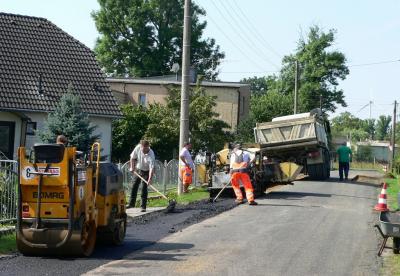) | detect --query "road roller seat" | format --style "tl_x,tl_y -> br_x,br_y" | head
33,143 -> 65,163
